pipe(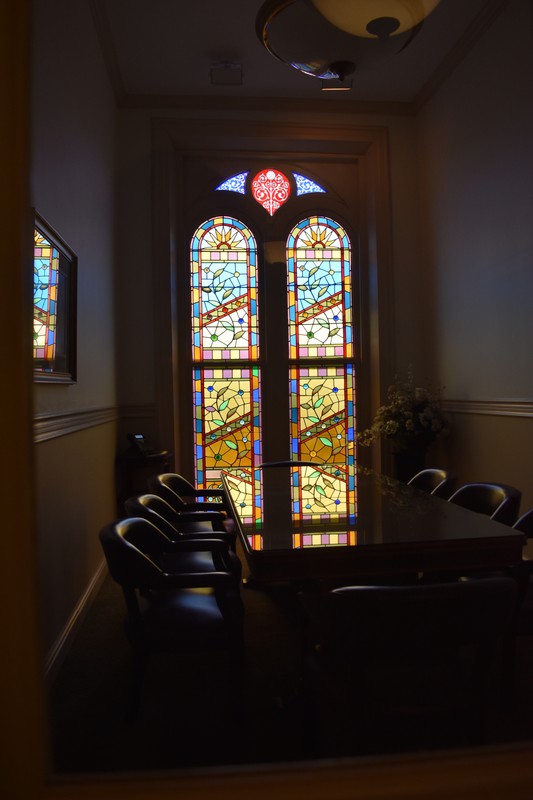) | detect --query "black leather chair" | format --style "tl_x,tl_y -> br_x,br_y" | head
407,468 -> 457,499
149,472 -> 231,516
125,493 -> 239,567
448,482 -> 522,525
513,508 -> 533,539
302,577 -> 517,756
99,517 -> 244,717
